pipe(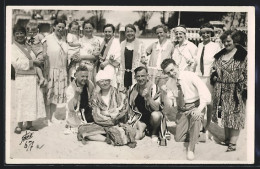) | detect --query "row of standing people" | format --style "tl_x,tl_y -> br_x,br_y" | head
11,19 -> 247,160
